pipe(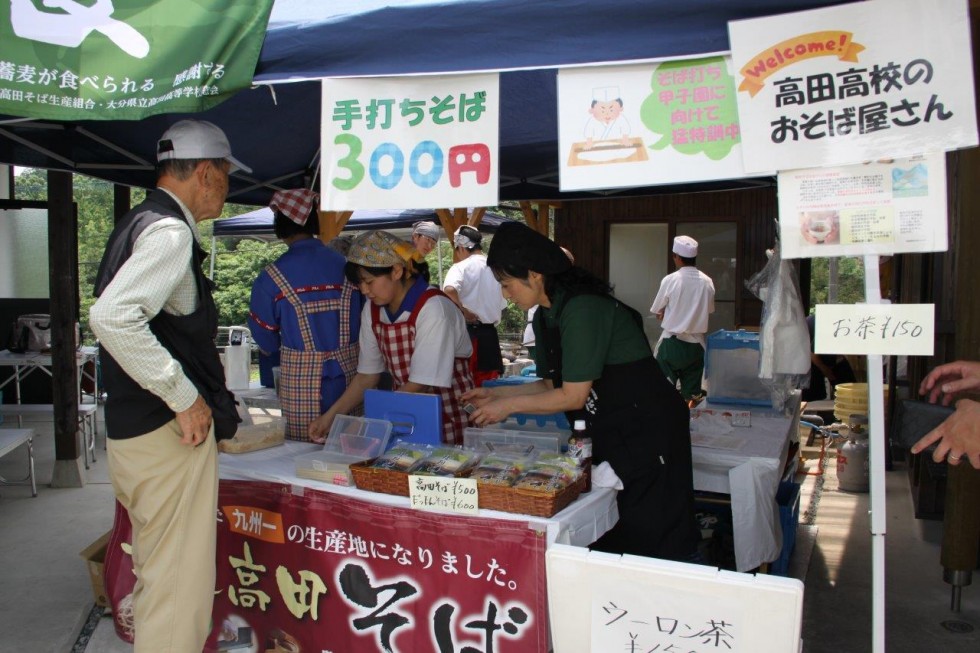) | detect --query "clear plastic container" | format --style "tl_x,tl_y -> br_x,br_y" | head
295,415 -> 393,486
463,426 -> 564,456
